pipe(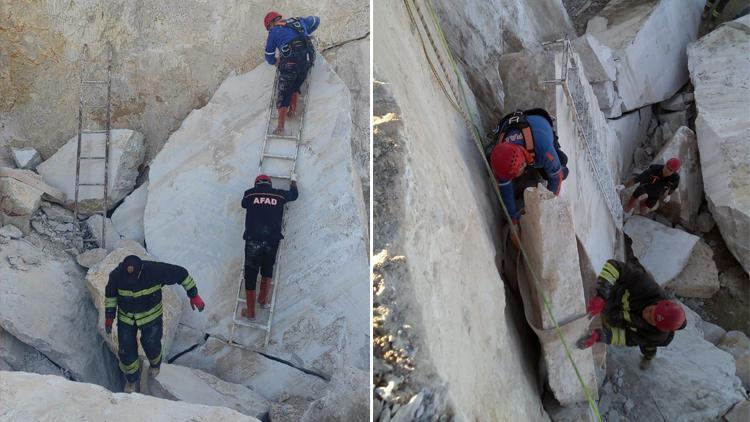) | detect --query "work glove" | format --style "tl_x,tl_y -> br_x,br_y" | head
190,294 -> 205,312
664,194 -> 671,202
586,296 -> 606,319
576,329 -> 601,350
615,184 -> 625,192
105,318 -> 114,334
290,172 -> 298,183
